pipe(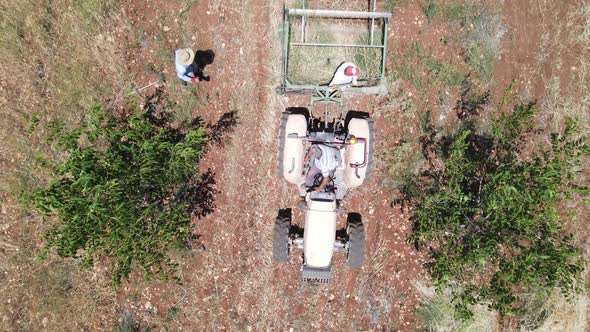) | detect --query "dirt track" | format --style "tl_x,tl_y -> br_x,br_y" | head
111,0 -> 590,330
3,0 -> 589,330
119,0 -> 425,330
